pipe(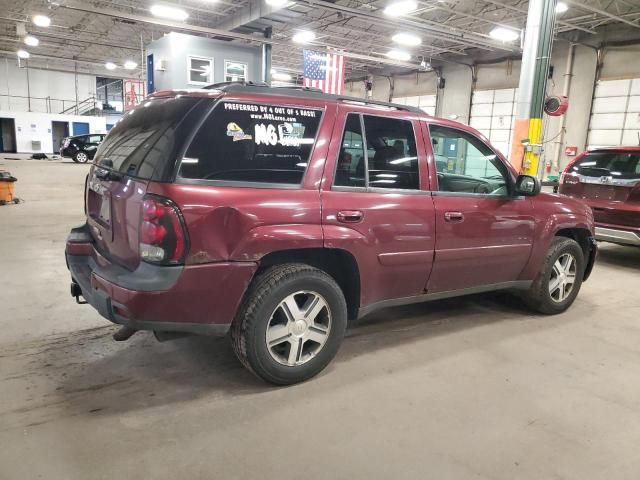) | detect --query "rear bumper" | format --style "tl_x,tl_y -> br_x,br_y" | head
595,226 -> 640,246
66,224 -> 258,336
